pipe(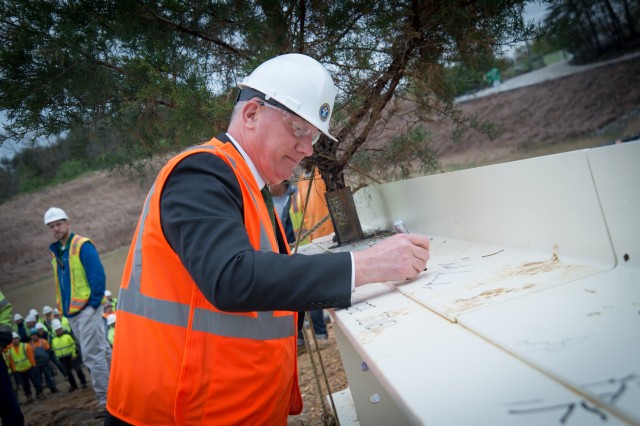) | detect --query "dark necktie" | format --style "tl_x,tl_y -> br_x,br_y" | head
261,186 -> 277,236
